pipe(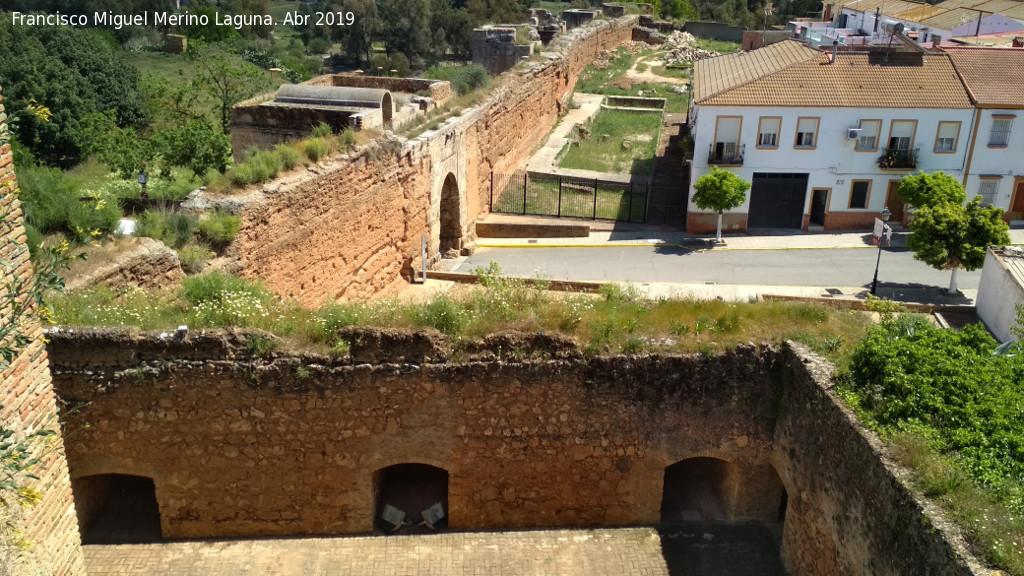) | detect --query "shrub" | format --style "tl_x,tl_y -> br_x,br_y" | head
180,270 -> 274,306
274,144 -> 301,170
68,195 -> 123,242
24,223 -> 43,260
246,148 -> 281,182
425,64 -> 490,96
16,165 -> 80,234
337,129 -> 357,151
409,294 -> 465,334
305,138 -> 330,162
177,243 -> 213,274
311,122 -> 333,138
135,210 -> 198,249
229,163 -> 257,187
197,211 -> 242,248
